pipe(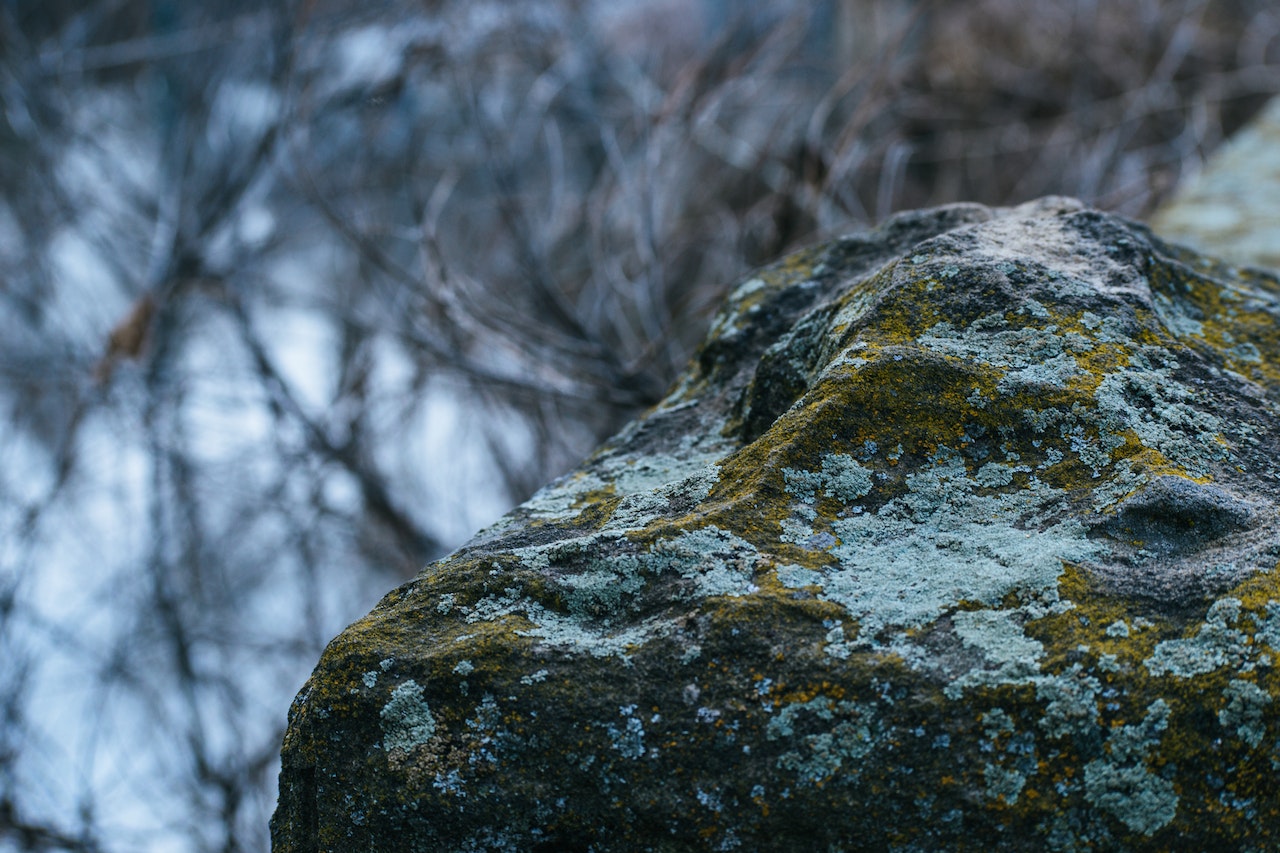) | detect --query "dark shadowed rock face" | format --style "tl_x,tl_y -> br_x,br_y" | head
272,198 -> 1280,852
